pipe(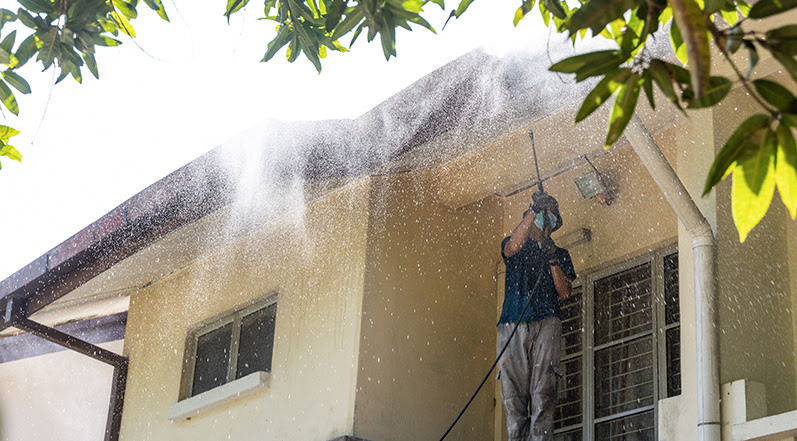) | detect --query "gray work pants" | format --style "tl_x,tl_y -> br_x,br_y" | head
497,317 -> 562,441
